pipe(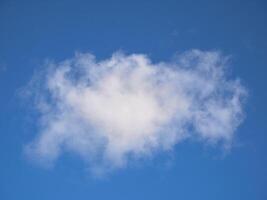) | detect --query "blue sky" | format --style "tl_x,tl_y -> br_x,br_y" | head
0,0 -> 267,199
